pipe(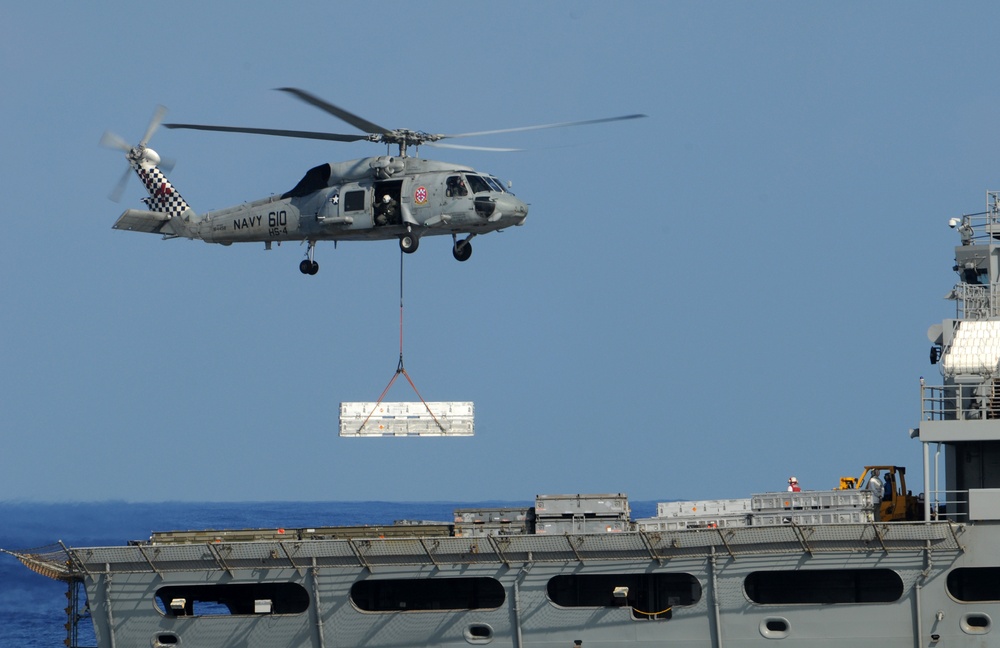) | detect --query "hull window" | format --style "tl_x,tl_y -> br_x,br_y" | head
961,613 -> 992,634
745,569 -> 903,604
547,573 -> 701,619
351,577 -> 505,612
154,583 -> 309,616
948,567 -> 1000,601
